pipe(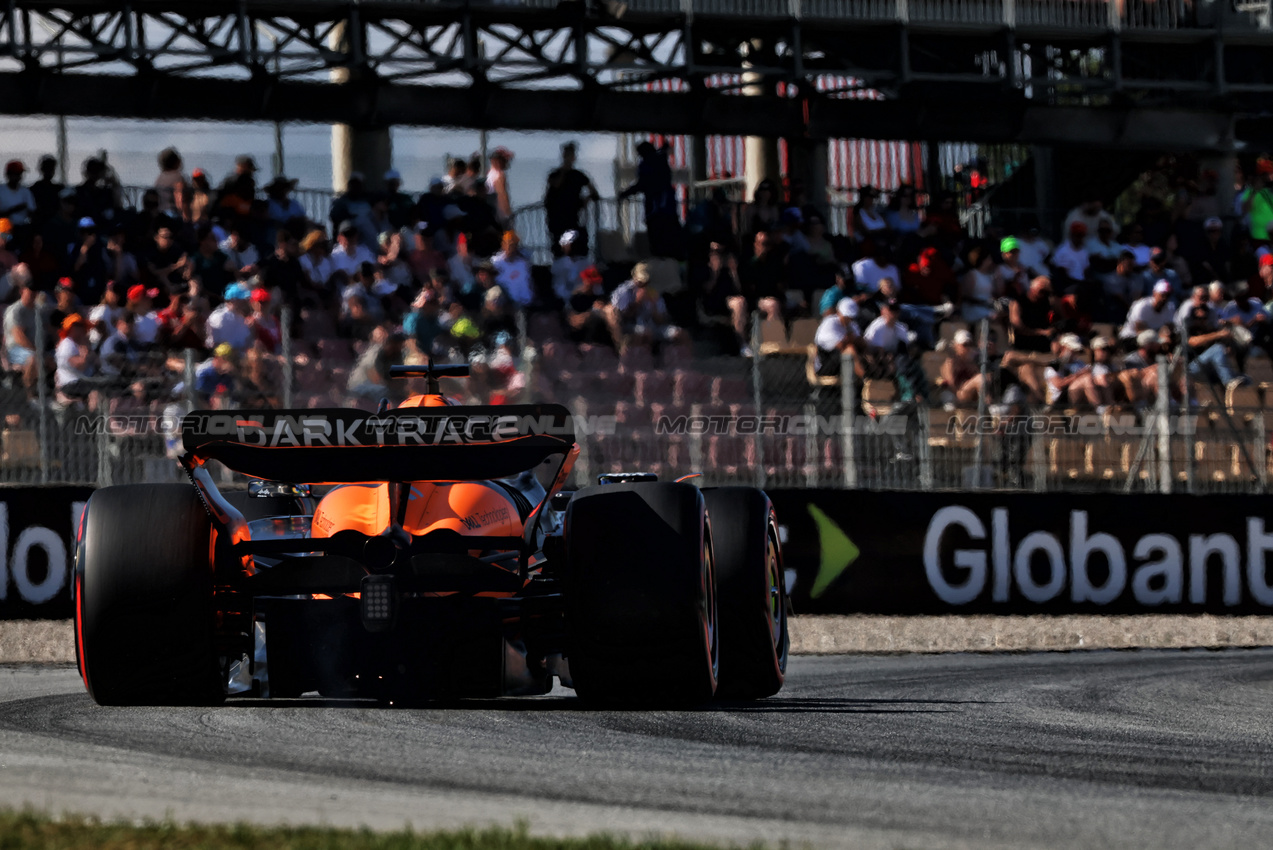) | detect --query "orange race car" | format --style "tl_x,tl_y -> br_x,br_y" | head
72,362 -> 789,706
